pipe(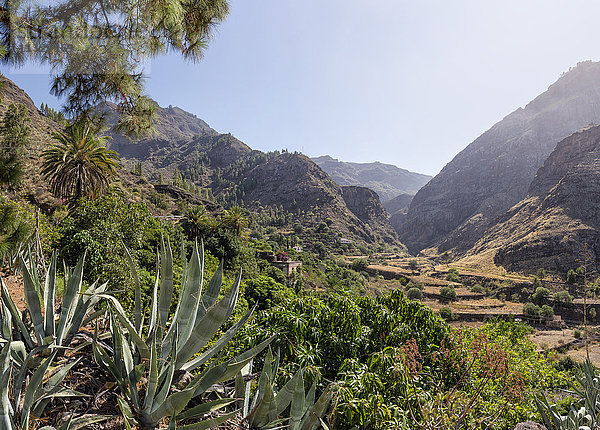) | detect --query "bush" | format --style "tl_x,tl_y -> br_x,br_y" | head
553,290 -> 573,305
406,287 -> 423,300
511,294 -> 520,303
439,307 -> 454,321
470,284 -> 484,293
531,287 -> 550,304
574,328 -> 582,339
243,275 -> 294,311
350,258 -> 368,272
523,302 -> 541,317
446,268 -> 461,283
440,286 -> 456,301
541,305 -> 554,319
405,280 -> 423,291
566,269 -> 577,284
408,259 -> 418,271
